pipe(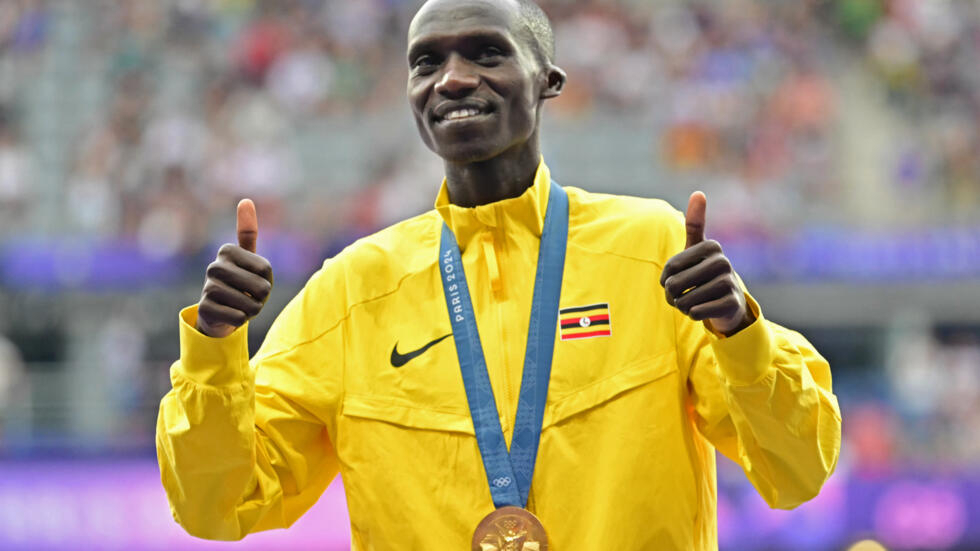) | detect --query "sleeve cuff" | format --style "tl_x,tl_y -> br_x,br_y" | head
707,293 -> 774,386
175,305 -> 252,387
